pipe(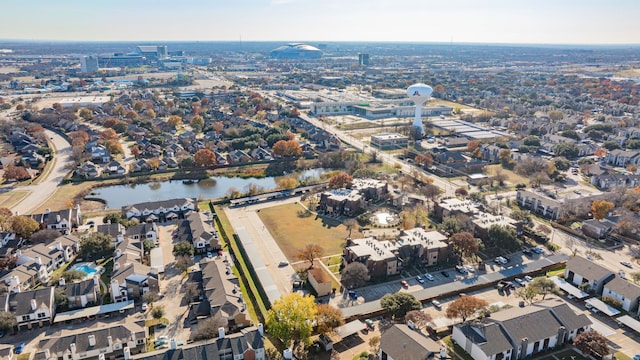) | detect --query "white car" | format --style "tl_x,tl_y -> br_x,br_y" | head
425,273 -> 435,281
524,275 -> 533,282
465,266 -> 476,273
416,275 -> 425,284
514,278 -> 525,286
141,303 -> 148,312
